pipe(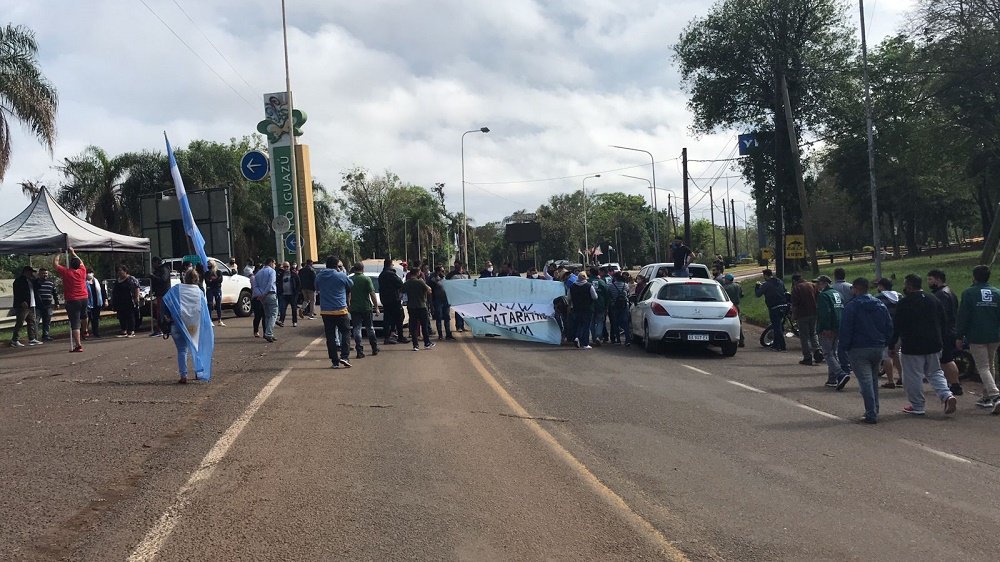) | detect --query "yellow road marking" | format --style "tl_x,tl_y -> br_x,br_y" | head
462,342 -> 690,561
